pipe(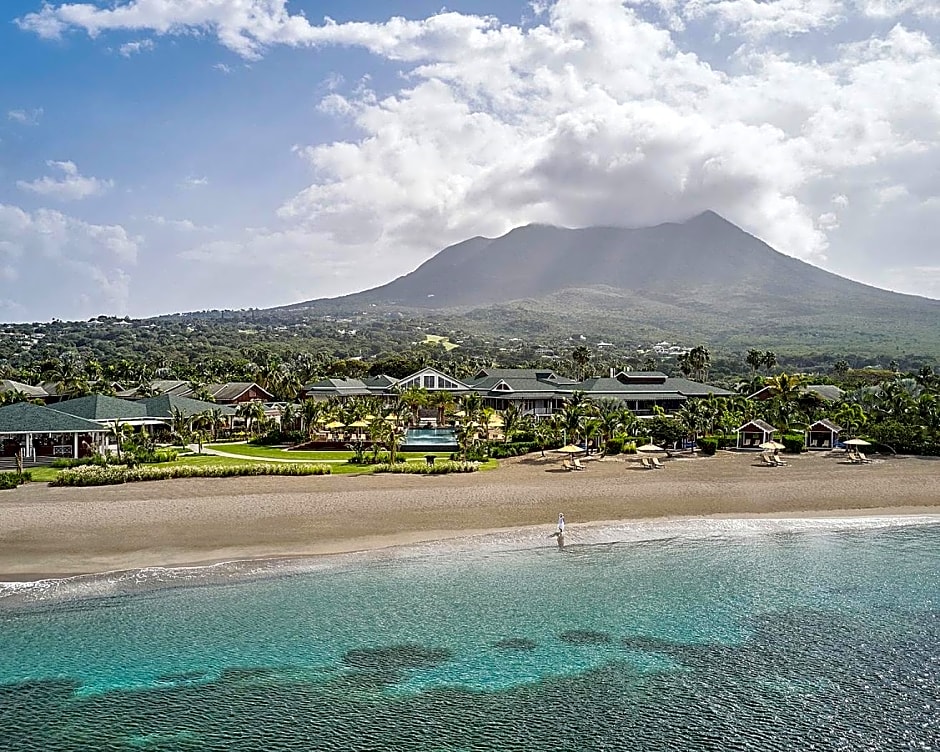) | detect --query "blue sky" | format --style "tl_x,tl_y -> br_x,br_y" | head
2,0 -> 939,321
